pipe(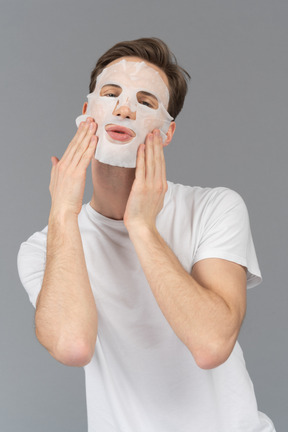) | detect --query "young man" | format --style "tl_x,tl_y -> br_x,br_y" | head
18,38 -> 275,431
